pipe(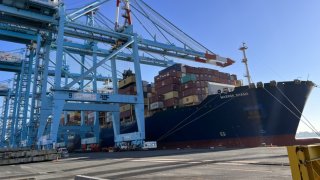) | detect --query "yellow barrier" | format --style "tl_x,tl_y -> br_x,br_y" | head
287,145 -> 320,180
